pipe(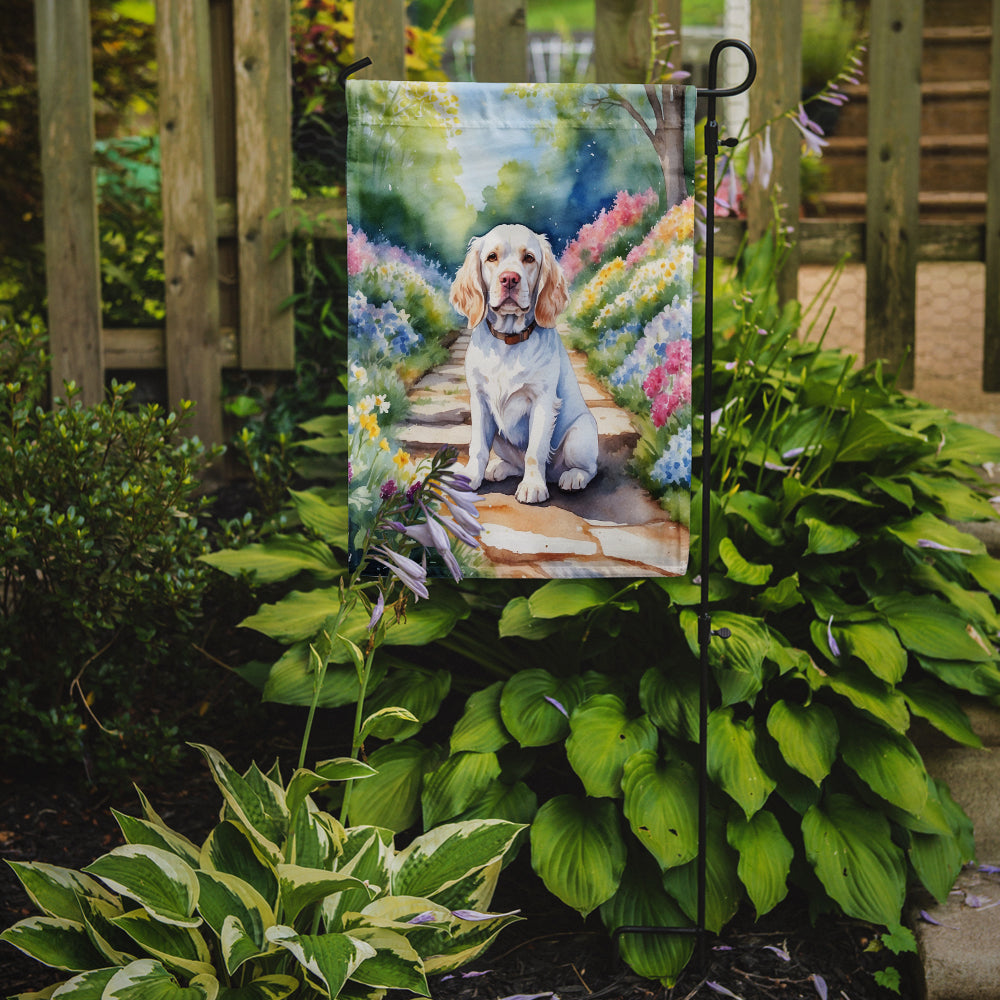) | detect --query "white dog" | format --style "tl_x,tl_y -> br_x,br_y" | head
449,224 -> 599,505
